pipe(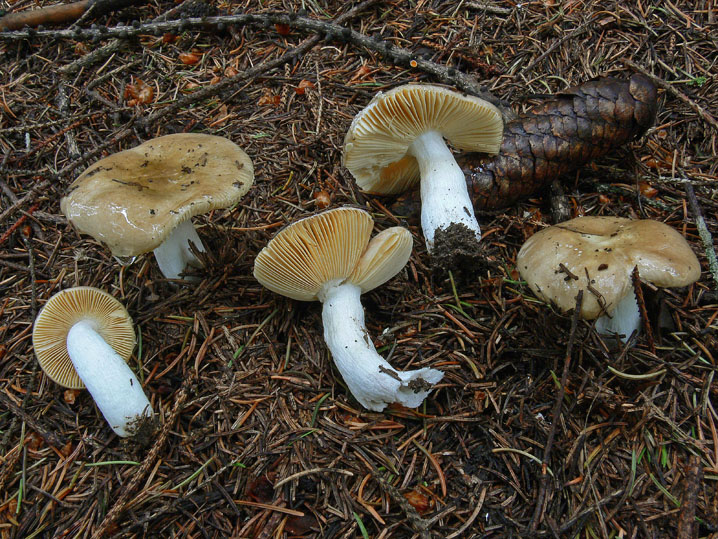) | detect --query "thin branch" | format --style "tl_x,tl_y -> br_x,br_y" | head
2,10 -> 502,108
623,59 -> 718,133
